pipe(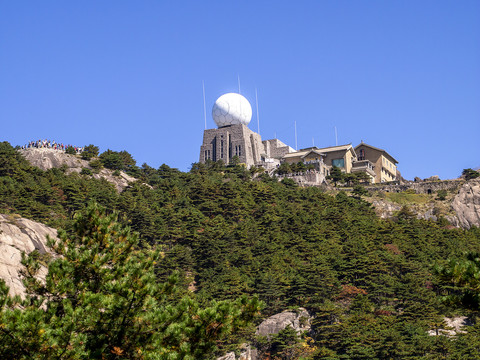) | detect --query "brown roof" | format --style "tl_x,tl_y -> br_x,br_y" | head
355,142 -> 398,164
283,144 -> 356,159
